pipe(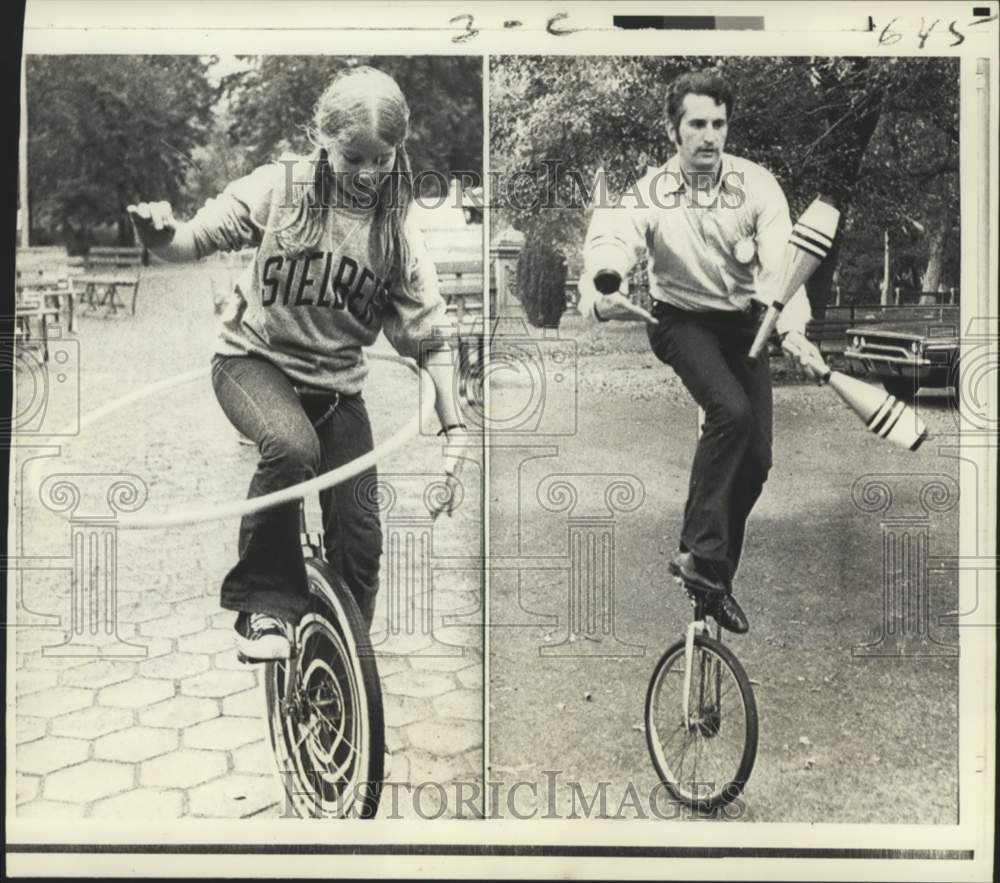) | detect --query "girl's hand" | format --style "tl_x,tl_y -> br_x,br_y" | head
127,201 -> 178,249
429,425 -> 469,520
429,472 -> 463,521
